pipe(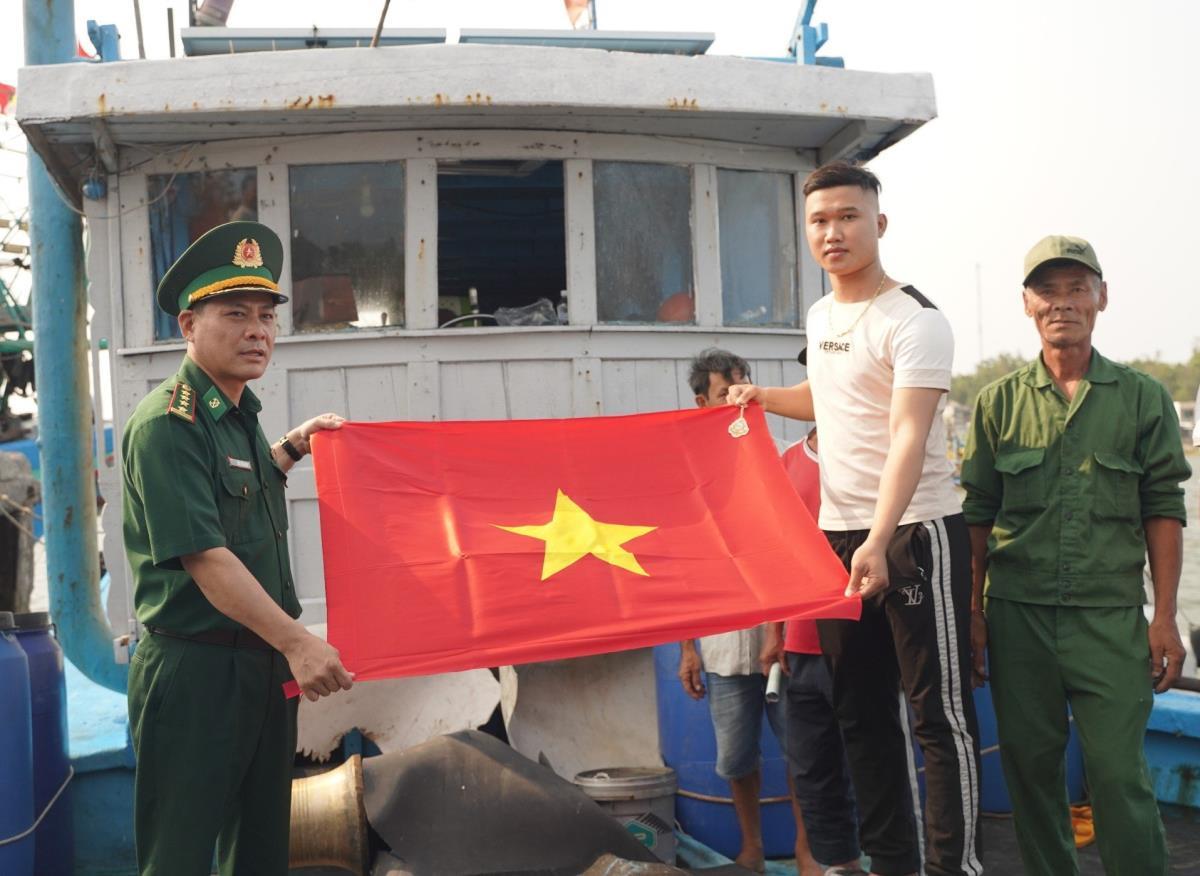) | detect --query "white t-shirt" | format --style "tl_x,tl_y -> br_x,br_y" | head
804,284 -> 961,531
